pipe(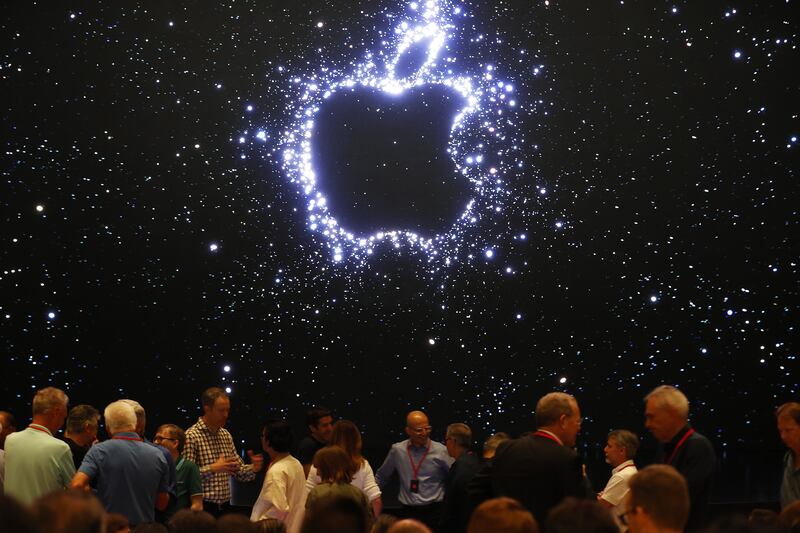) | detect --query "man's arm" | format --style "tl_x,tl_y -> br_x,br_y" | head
155,492 -> 169,511
679,439 -> 716,505
58,447 -> 77,489
71,471 -> 91,491
466,461 -> 494,509
375,447 -> 398,489
190,494 -> 204,511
